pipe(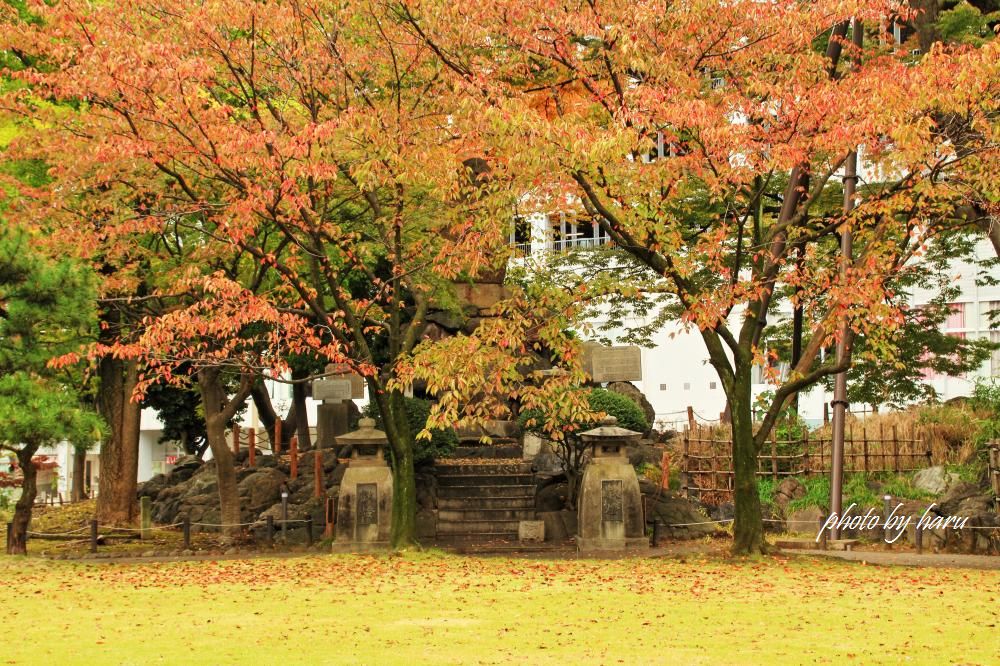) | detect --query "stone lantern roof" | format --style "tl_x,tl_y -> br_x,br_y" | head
336,418 -> 388,465
335,418 -> 387,446
580,416 -> 642,443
